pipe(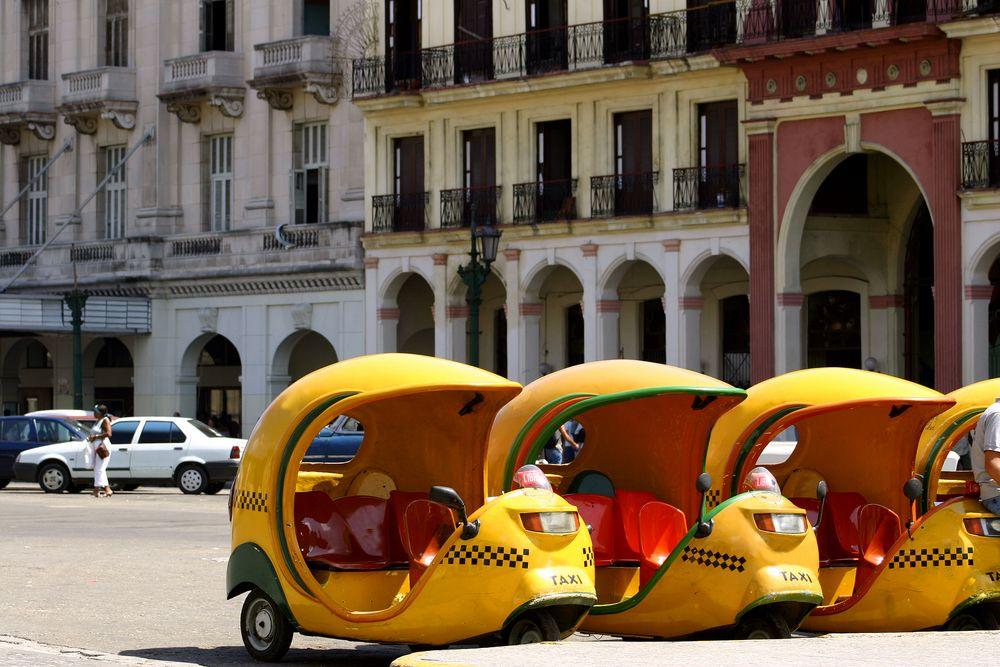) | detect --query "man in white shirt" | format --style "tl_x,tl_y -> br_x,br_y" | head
971,399 -> 1000,515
